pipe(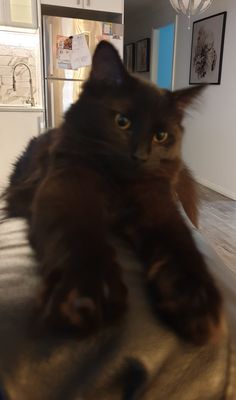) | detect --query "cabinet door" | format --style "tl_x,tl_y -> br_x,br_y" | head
0,0 -> 5,25
0,111 -> 44,189
83,0 -> 123,13
4,0 -> 38,28
41,0 -> 84,8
